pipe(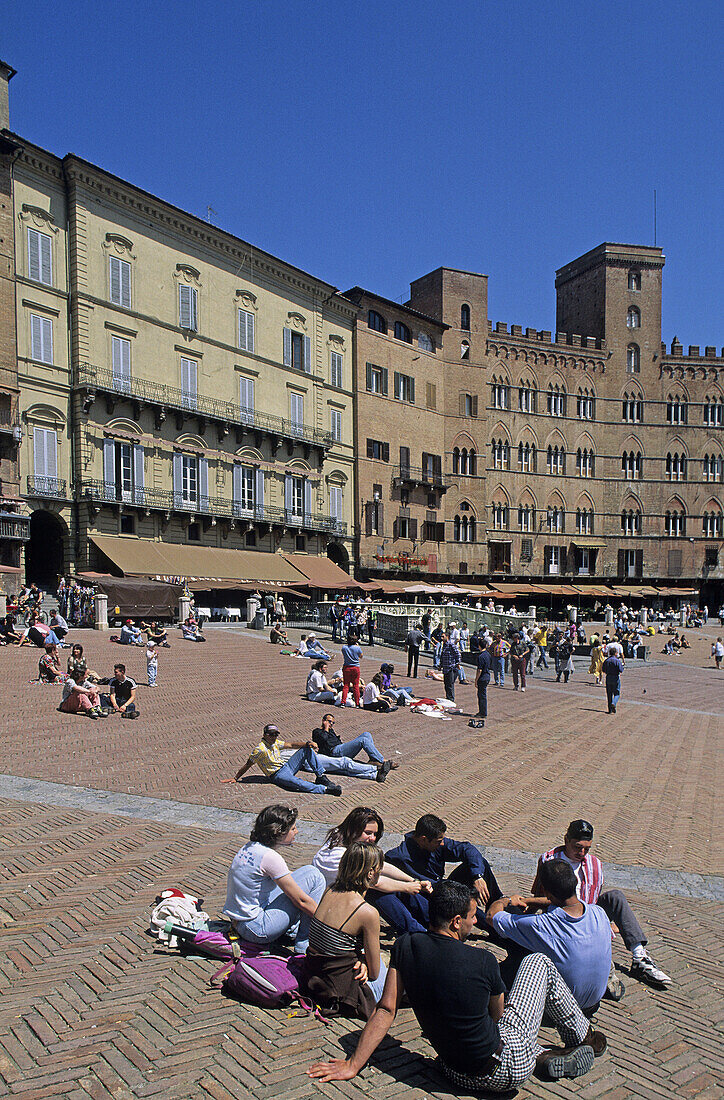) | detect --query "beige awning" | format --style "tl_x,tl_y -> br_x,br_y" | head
570,539 -> 607,549
283,553 -> 358,589
90,535 -> 305,585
